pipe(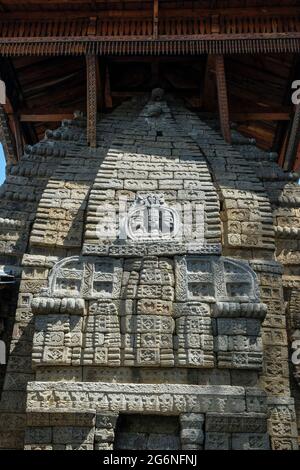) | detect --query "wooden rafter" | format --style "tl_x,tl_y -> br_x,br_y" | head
86,54 -> 97,148
284,104 -> 300,171
293,142 -> 300,172
20,113 -> 74,122
202,55 -> 217,112
215,55 -> 231,144
231,112 -> 291,122
1,6 -> 300,20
